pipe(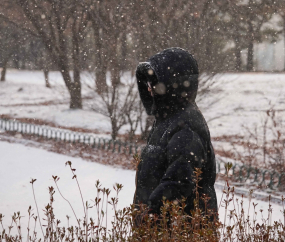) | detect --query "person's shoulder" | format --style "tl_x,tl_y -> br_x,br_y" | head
177,107 -> 203,129
182,105 -> 211,144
